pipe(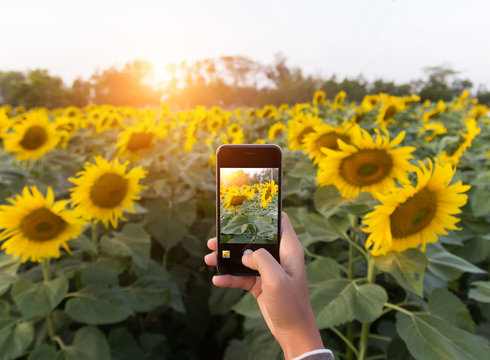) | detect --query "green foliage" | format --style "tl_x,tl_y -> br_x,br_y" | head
12,277 -> 68,319
373,249 -> 428,296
